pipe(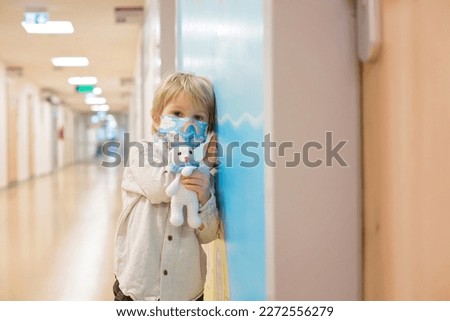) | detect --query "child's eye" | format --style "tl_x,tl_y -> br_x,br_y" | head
193,115 -> 205,121
173,111 -> 183,117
